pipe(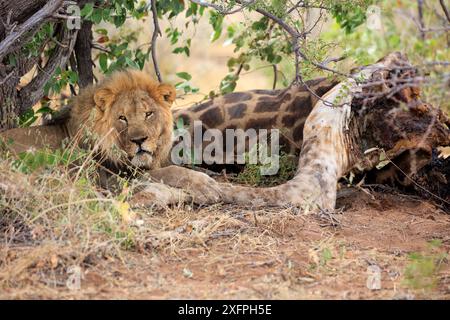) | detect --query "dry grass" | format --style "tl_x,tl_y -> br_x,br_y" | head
1,150 -> 449,299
